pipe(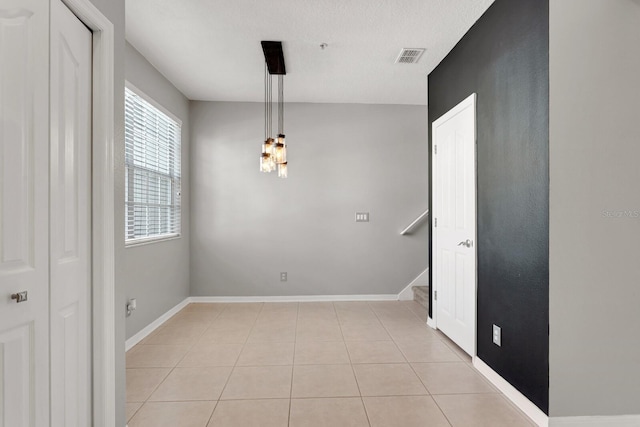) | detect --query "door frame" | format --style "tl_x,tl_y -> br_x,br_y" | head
430,93 -> 478,357
58,1 -> 116,426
